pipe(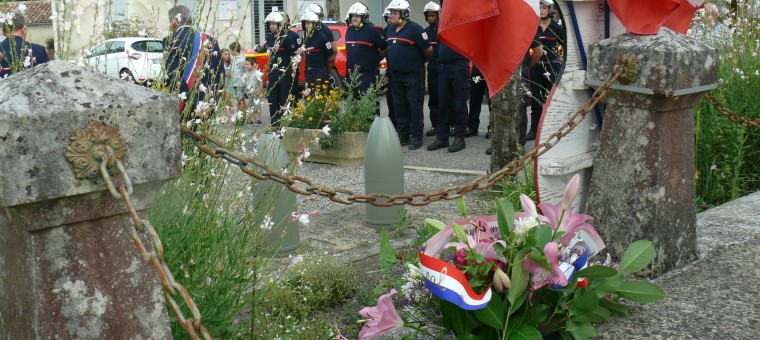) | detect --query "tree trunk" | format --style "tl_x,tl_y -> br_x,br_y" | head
490,70 -> 525,173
